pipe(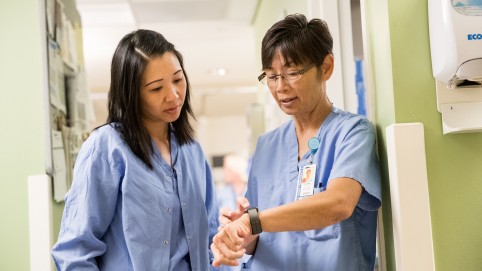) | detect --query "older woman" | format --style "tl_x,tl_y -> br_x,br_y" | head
212,14 -> 381,271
